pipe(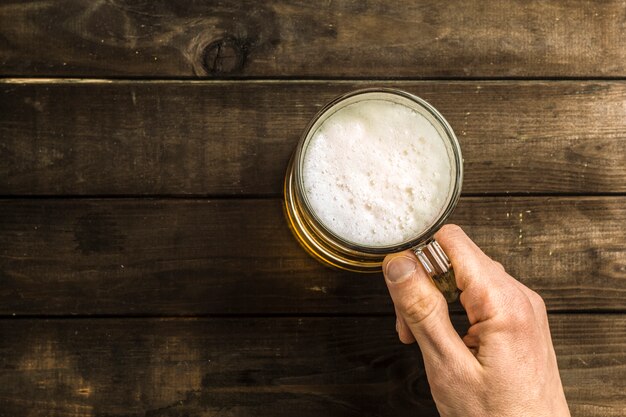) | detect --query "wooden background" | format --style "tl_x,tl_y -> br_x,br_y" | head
0,1 -> 625,416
